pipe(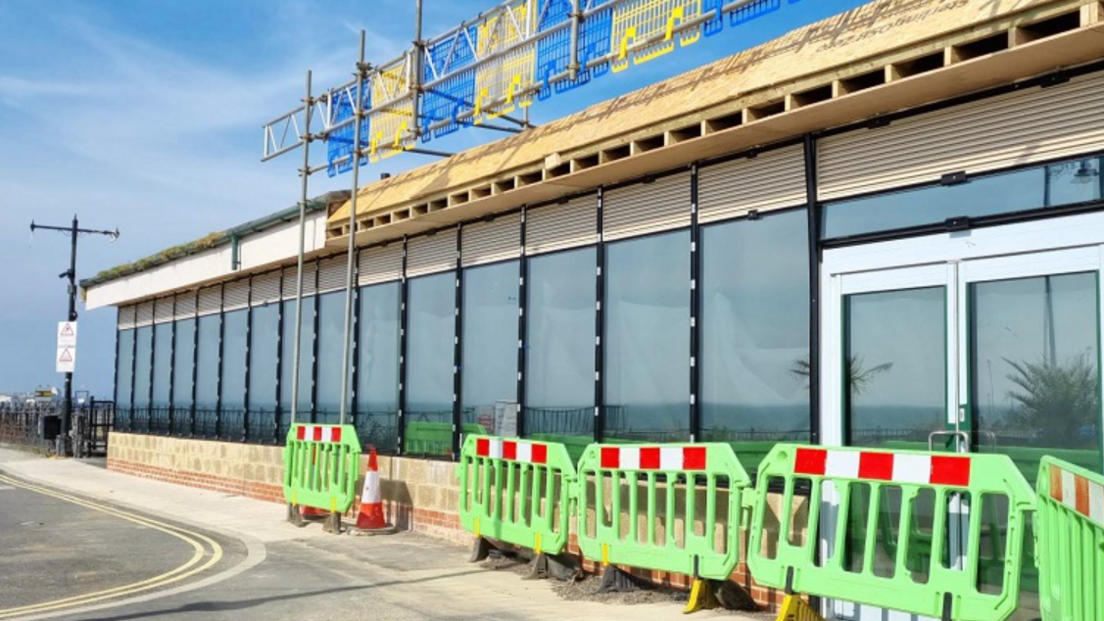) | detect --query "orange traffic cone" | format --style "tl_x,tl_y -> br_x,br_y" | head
352,449 -> 395,534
